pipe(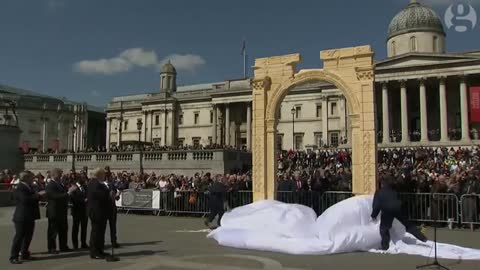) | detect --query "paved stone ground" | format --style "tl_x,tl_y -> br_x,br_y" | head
1,207 -> 479,270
